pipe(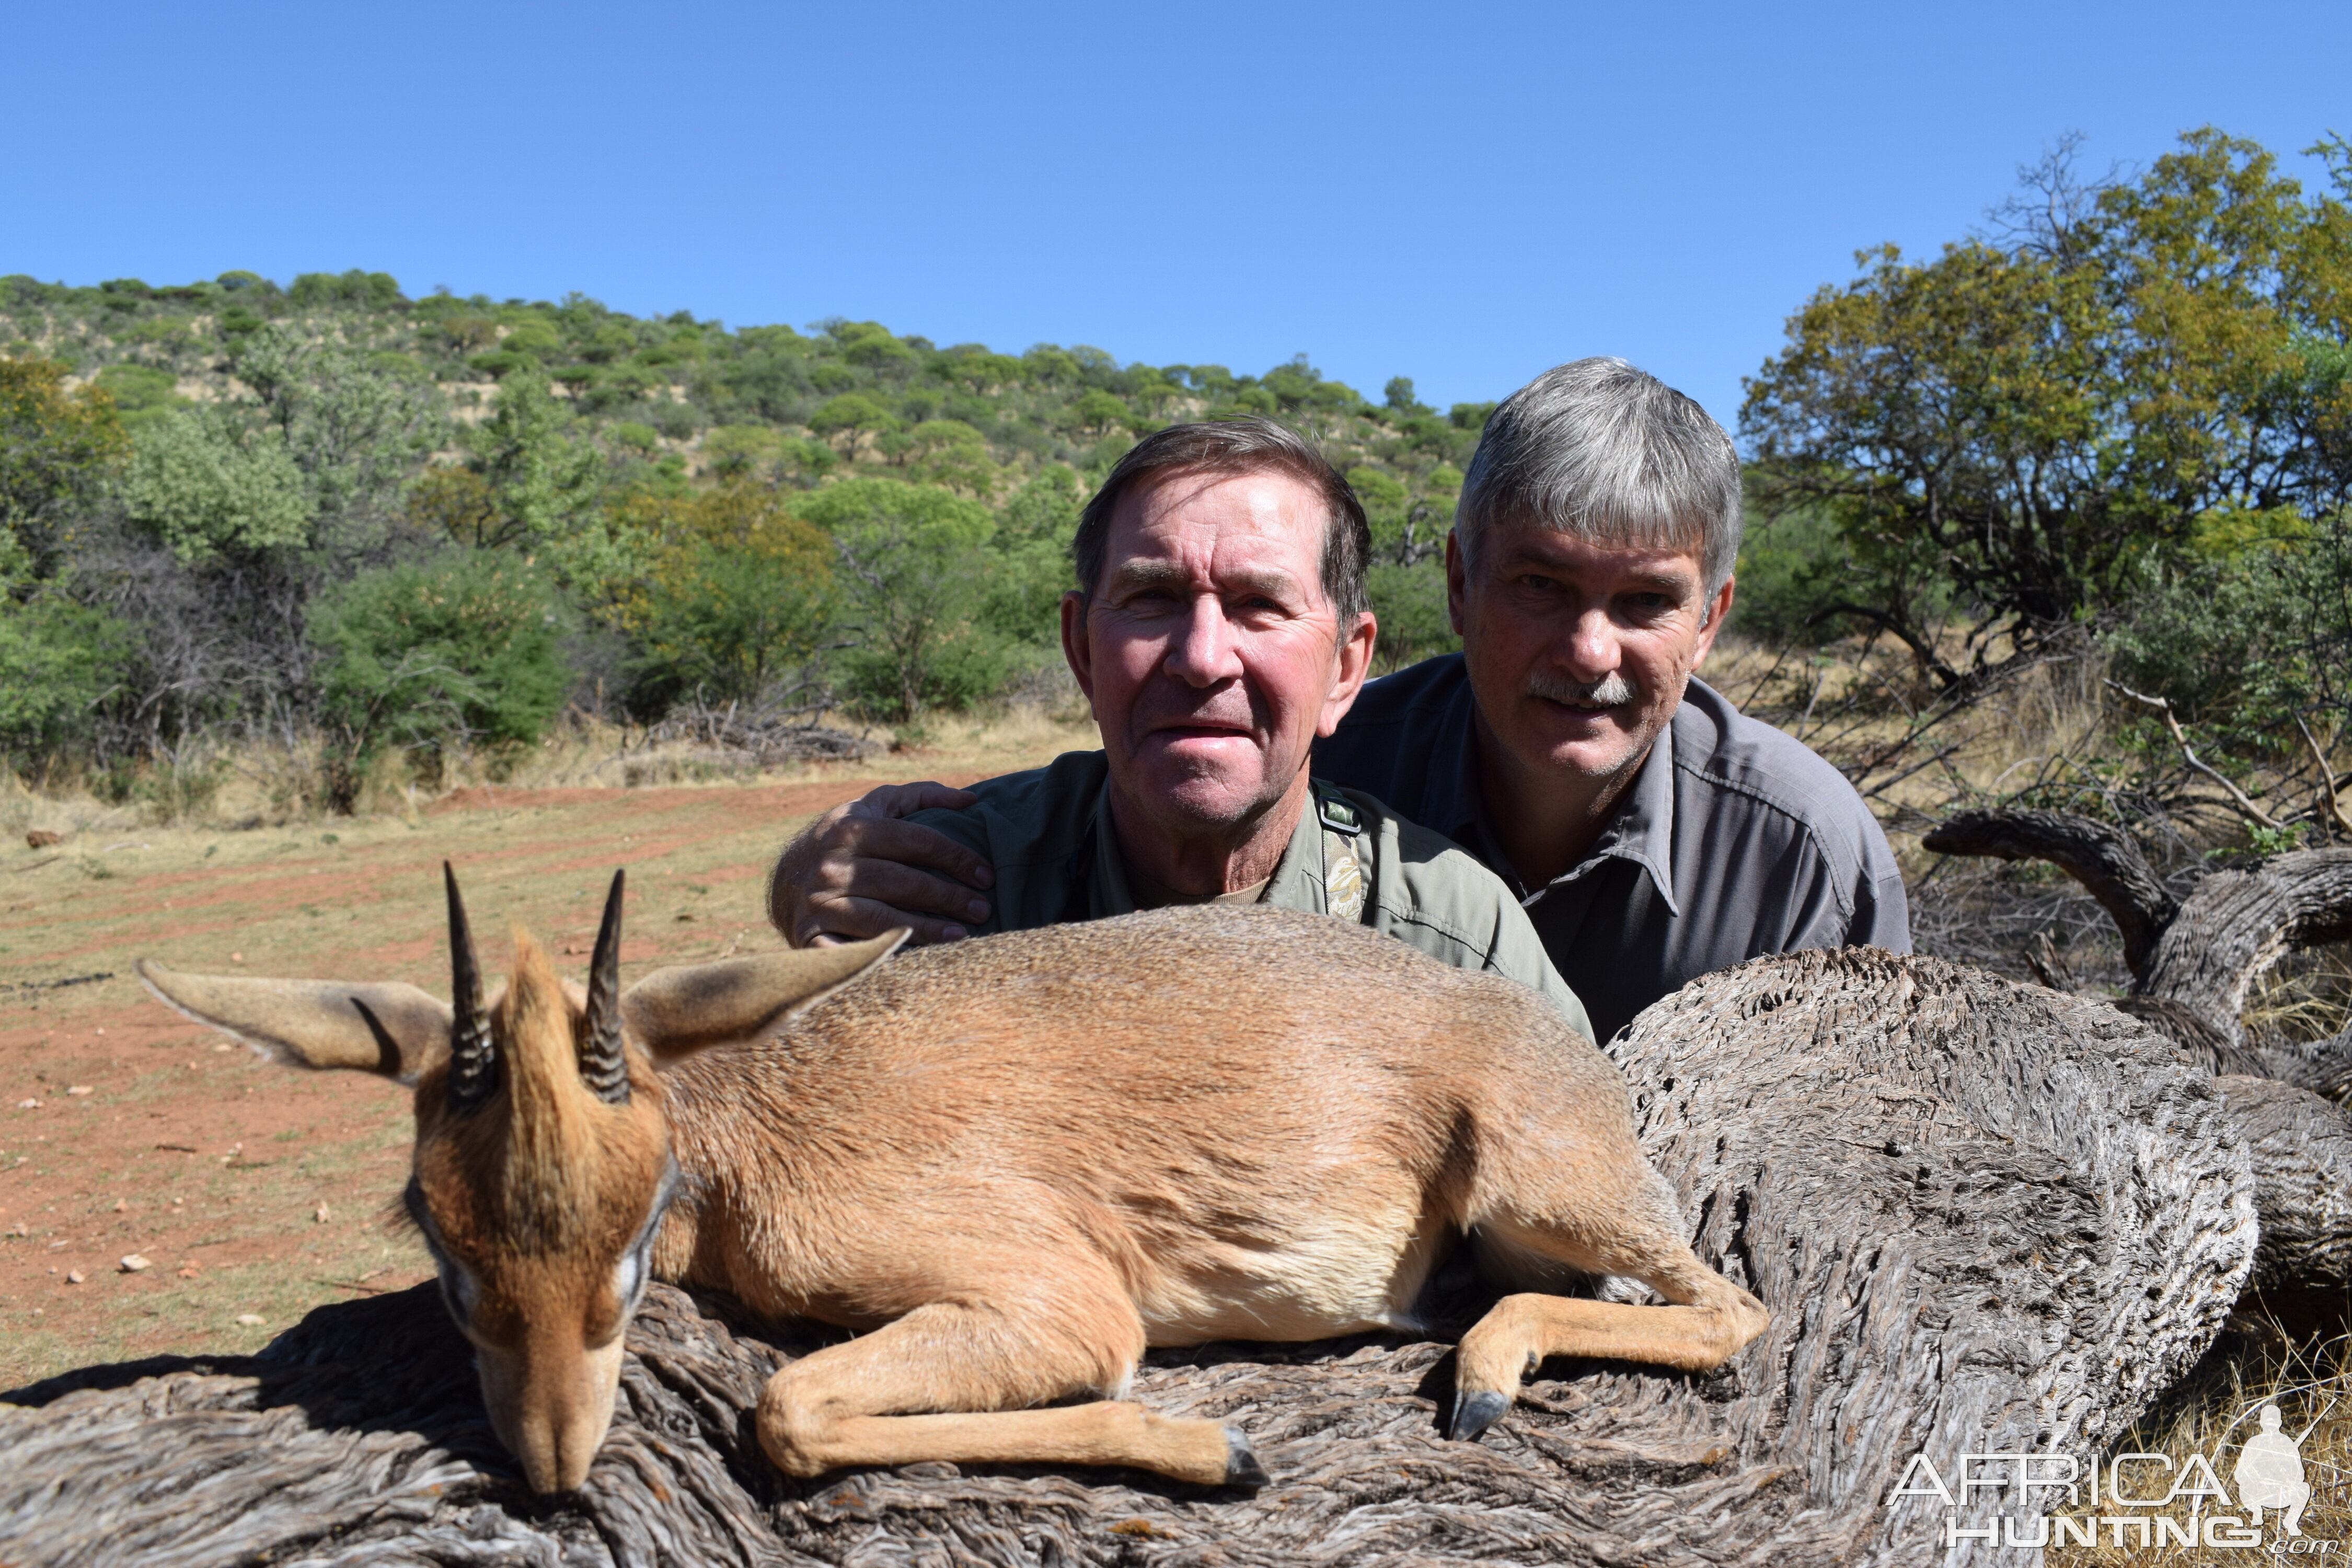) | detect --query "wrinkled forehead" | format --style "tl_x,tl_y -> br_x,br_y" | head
1477,516 -> 1708,587
1105,467 -> 1328,597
